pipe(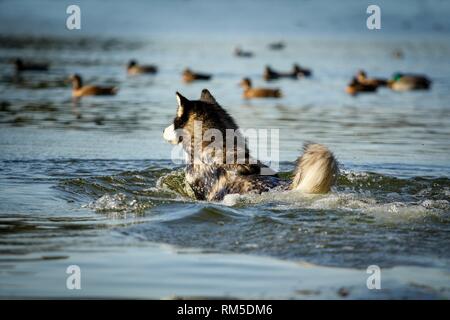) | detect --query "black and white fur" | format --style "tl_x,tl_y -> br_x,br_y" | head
163,89 -> 338,201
